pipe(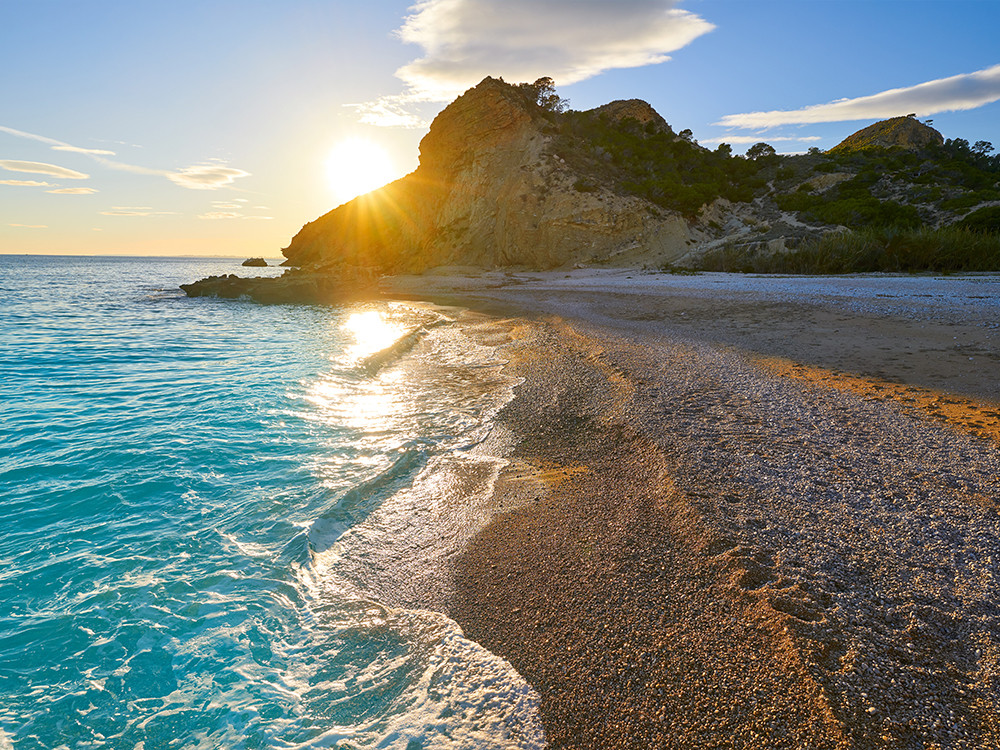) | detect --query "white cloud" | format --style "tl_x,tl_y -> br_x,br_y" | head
1,124 -> 250,190
198,210 -> 241,220
100,206 -> 176,216
0,125 -> 64,146
52,145 -> 116,155
9,223 -> 47,228
700,135 -> 823,145
0,160 -> 89,179
47,187 -> 99,194
211,202 -> 242,209
0,179 -> 53,187
100,208 -> 149,216
719,63 -> 1000,129
359,0 -> 713,126
168,165 -> 251,190
352,97 -> 431,129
